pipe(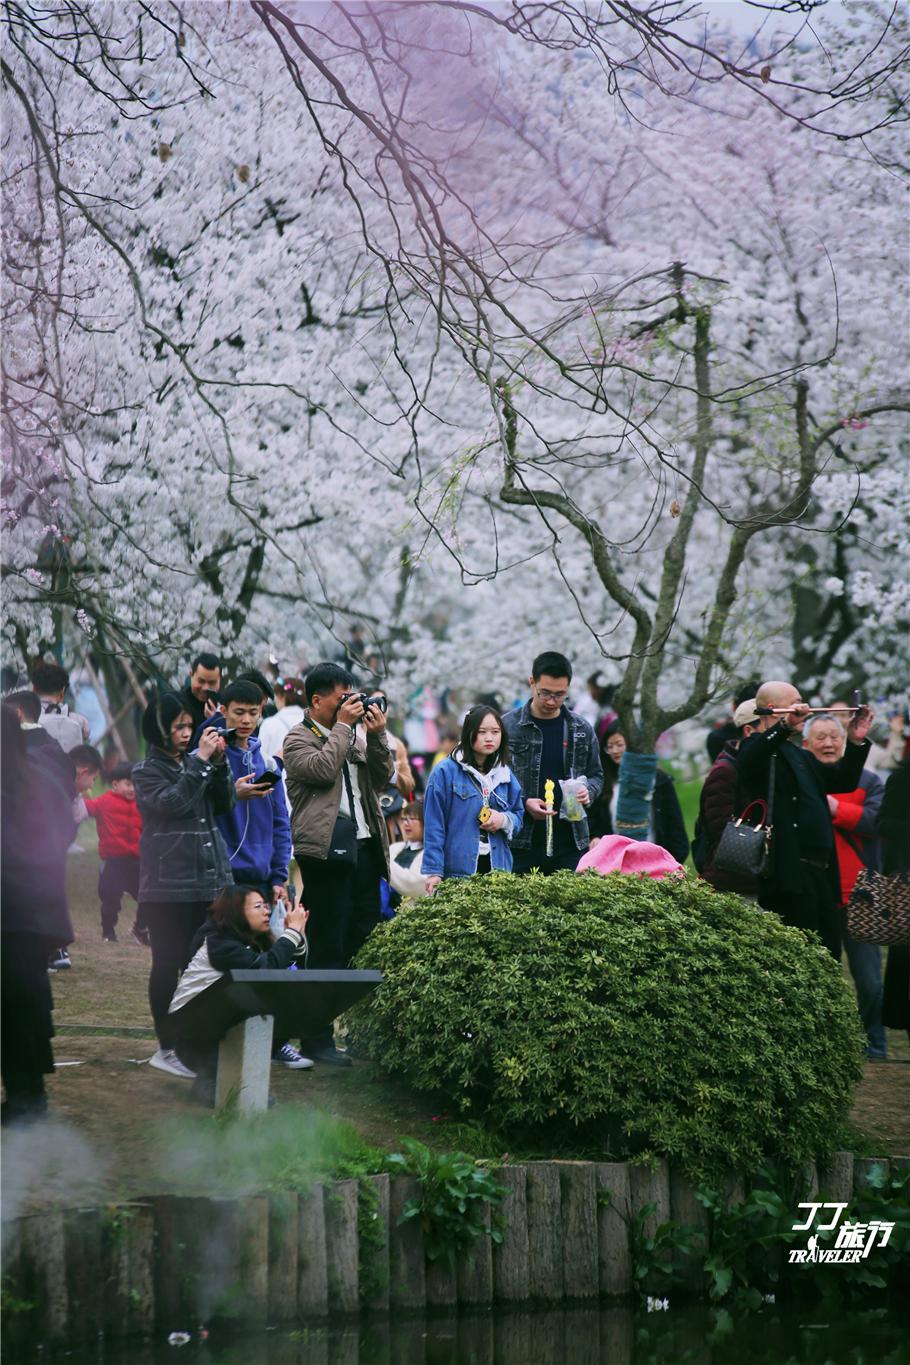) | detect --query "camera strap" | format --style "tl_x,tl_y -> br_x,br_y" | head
304,717 -> 359,825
